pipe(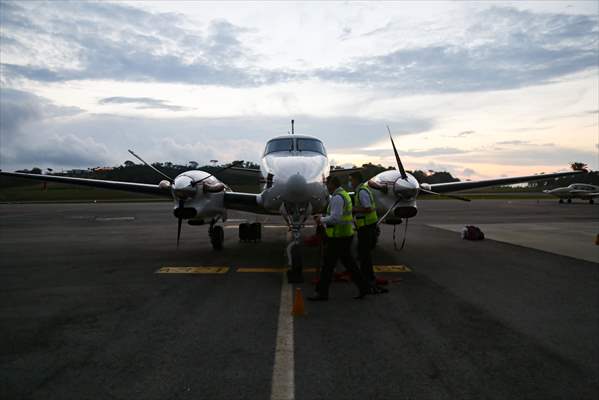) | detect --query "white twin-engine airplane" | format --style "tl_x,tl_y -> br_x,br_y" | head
543,183 -> 599,204
0,126 -> 585,282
